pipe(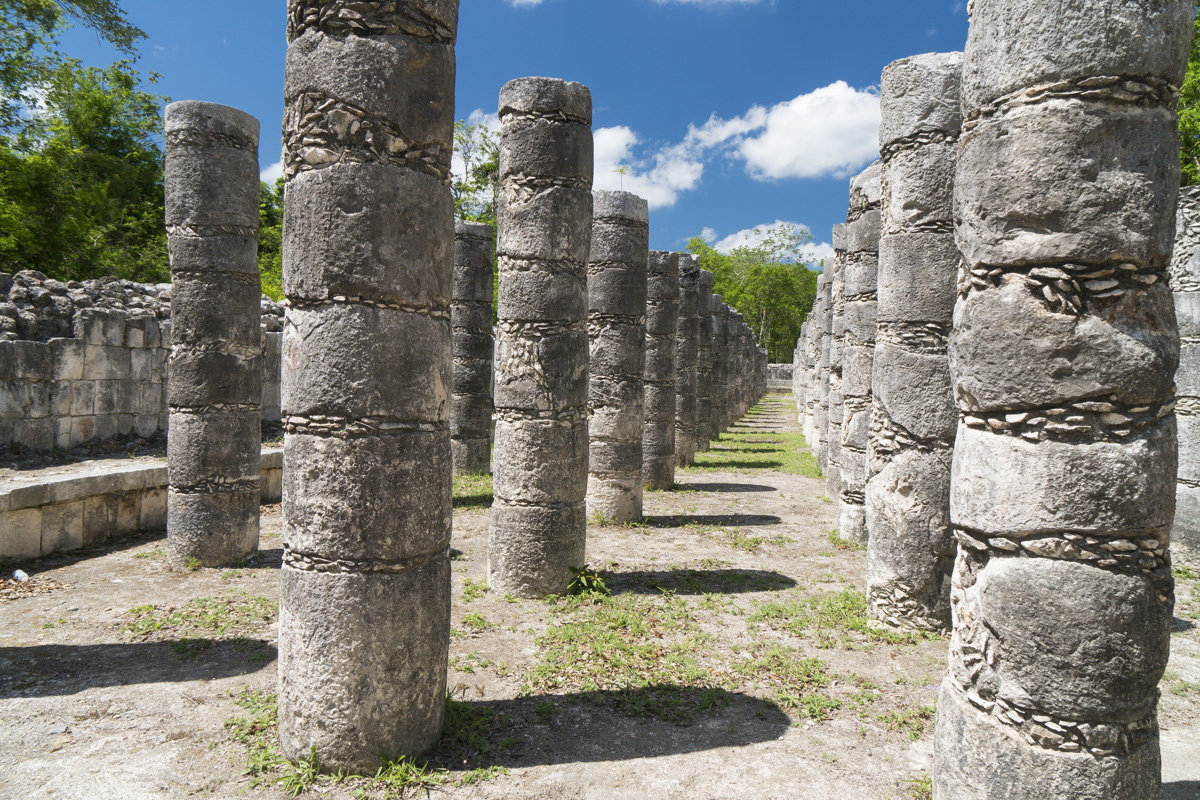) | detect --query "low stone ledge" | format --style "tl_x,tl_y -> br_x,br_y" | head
0,446 -> 283,561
